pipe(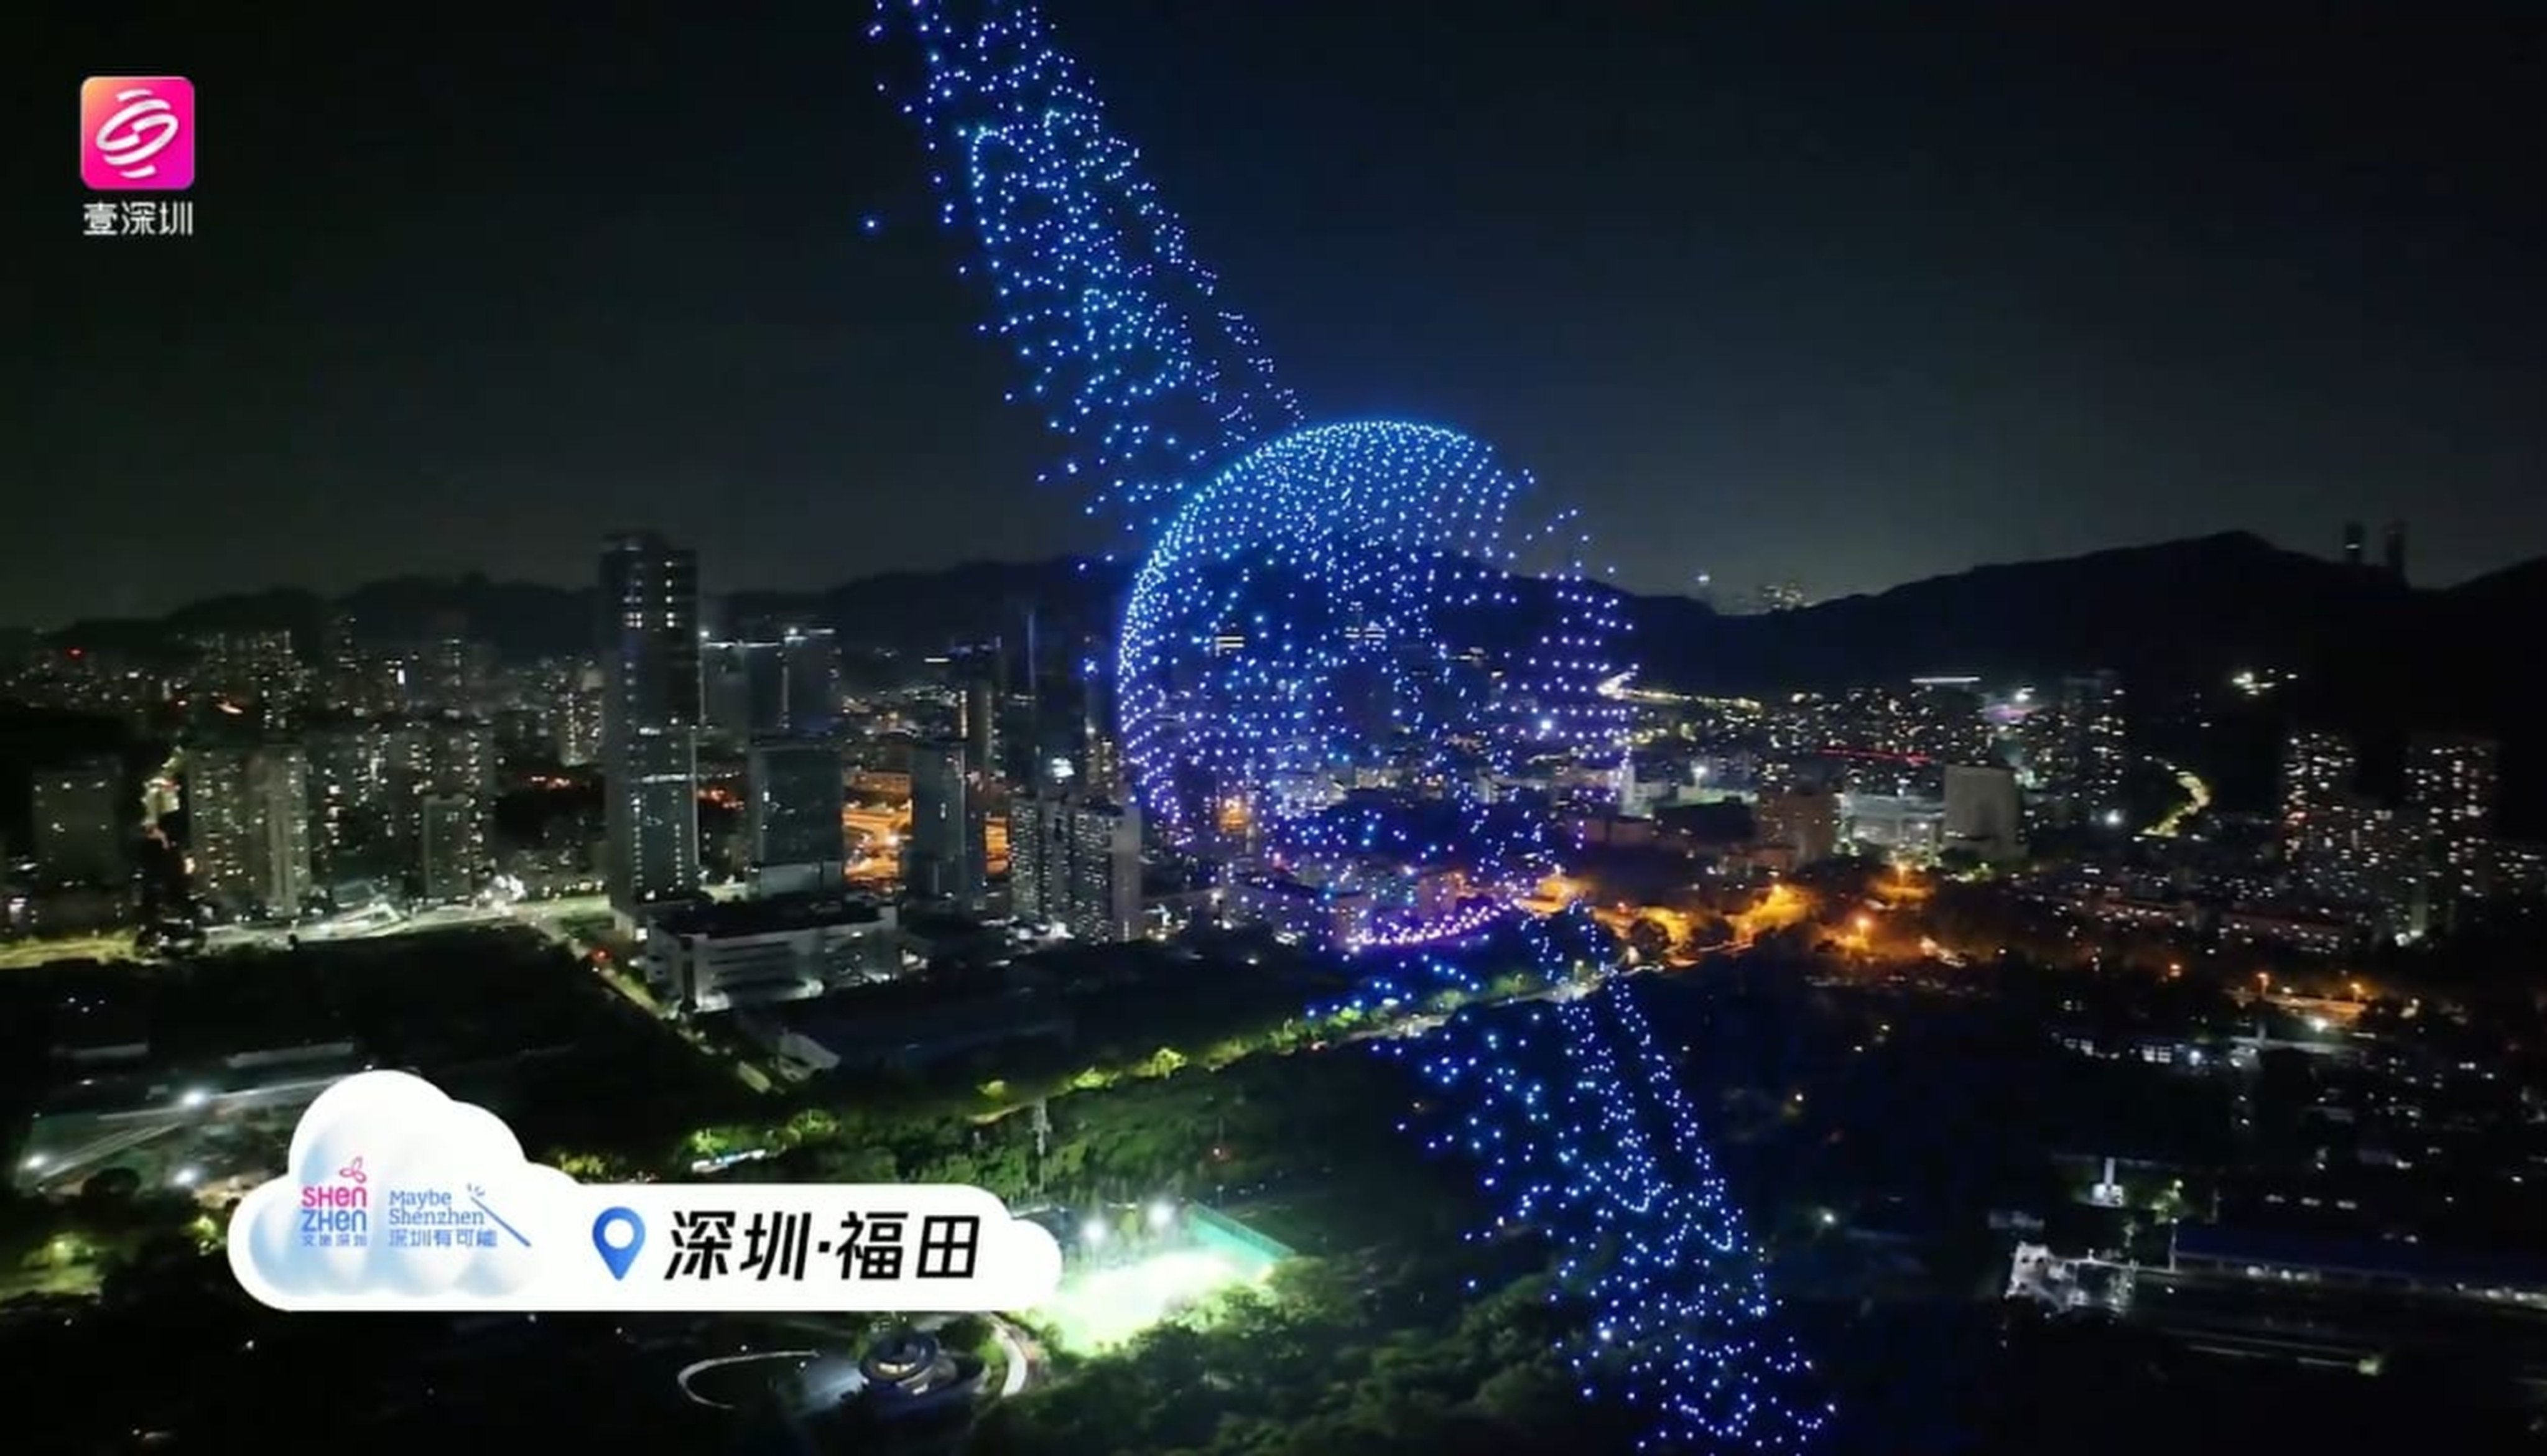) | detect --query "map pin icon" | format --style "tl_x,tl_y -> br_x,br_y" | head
593,1207 -> 645,1281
